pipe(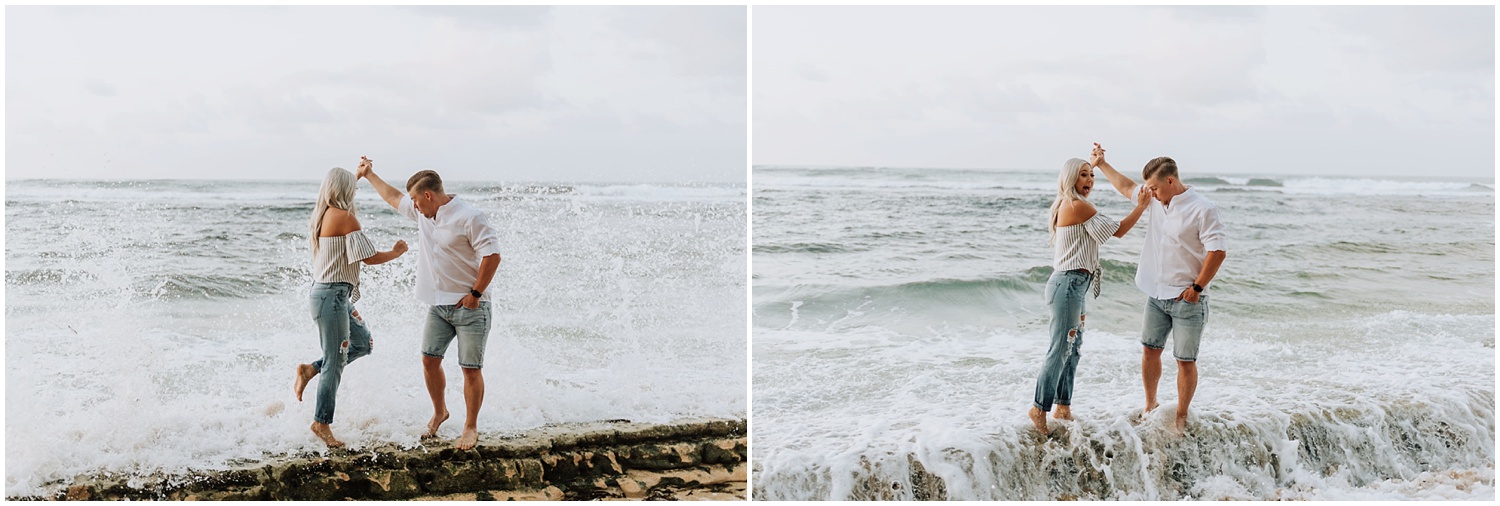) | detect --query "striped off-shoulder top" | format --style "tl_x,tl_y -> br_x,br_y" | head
312,231 -> 378,303
1054,212 -> 1120,297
